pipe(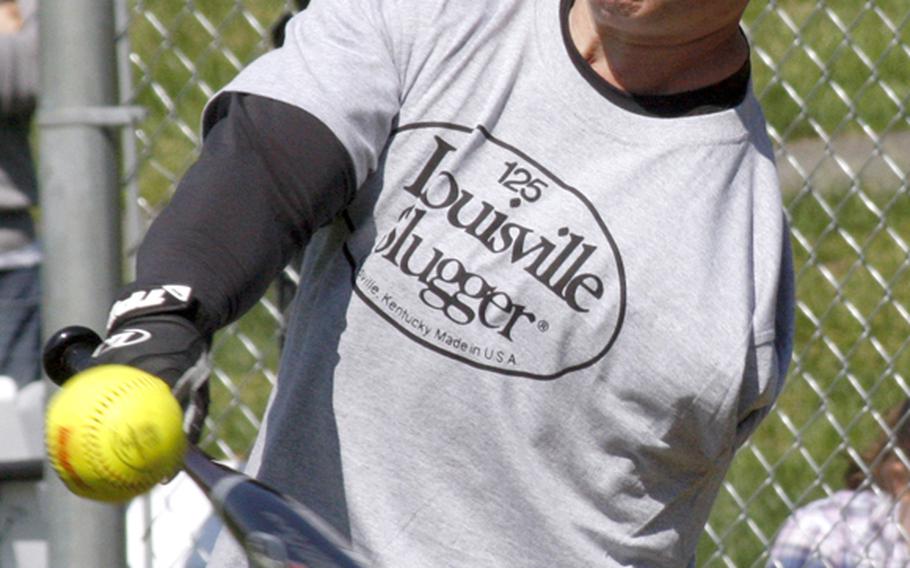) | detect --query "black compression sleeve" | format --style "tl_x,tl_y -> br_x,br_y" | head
131,93 -> 357,334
